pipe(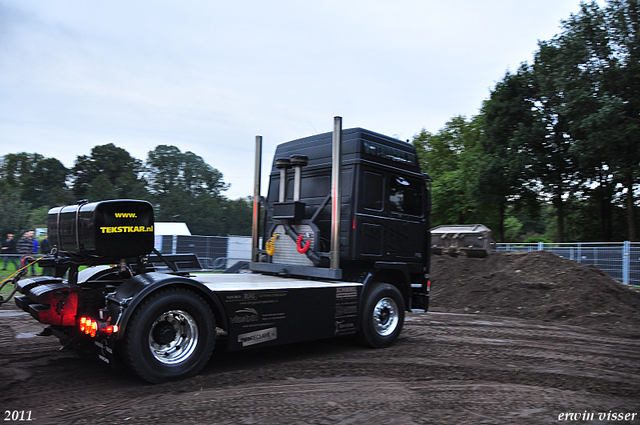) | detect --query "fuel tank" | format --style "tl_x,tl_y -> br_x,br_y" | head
48,200 -> 154,260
